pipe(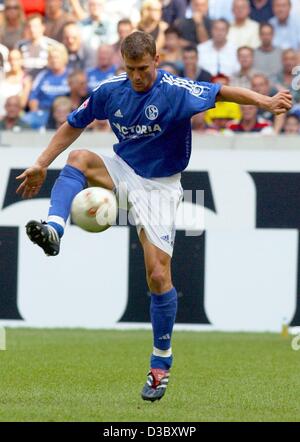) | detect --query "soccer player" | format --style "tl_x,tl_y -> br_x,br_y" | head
16,31 -> 292,402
